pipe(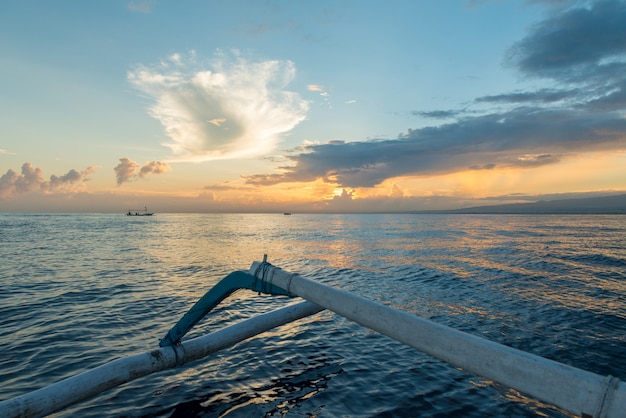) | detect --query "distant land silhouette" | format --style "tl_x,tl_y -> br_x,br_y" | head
417,193 -> 626,214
